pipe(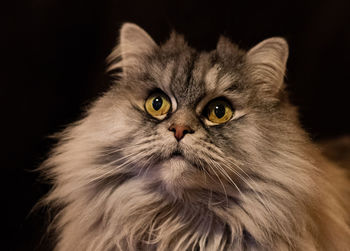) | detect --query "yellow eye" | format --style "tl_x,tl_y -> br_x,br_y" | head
206,99 -> 233,124
145,93 -> 171,119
